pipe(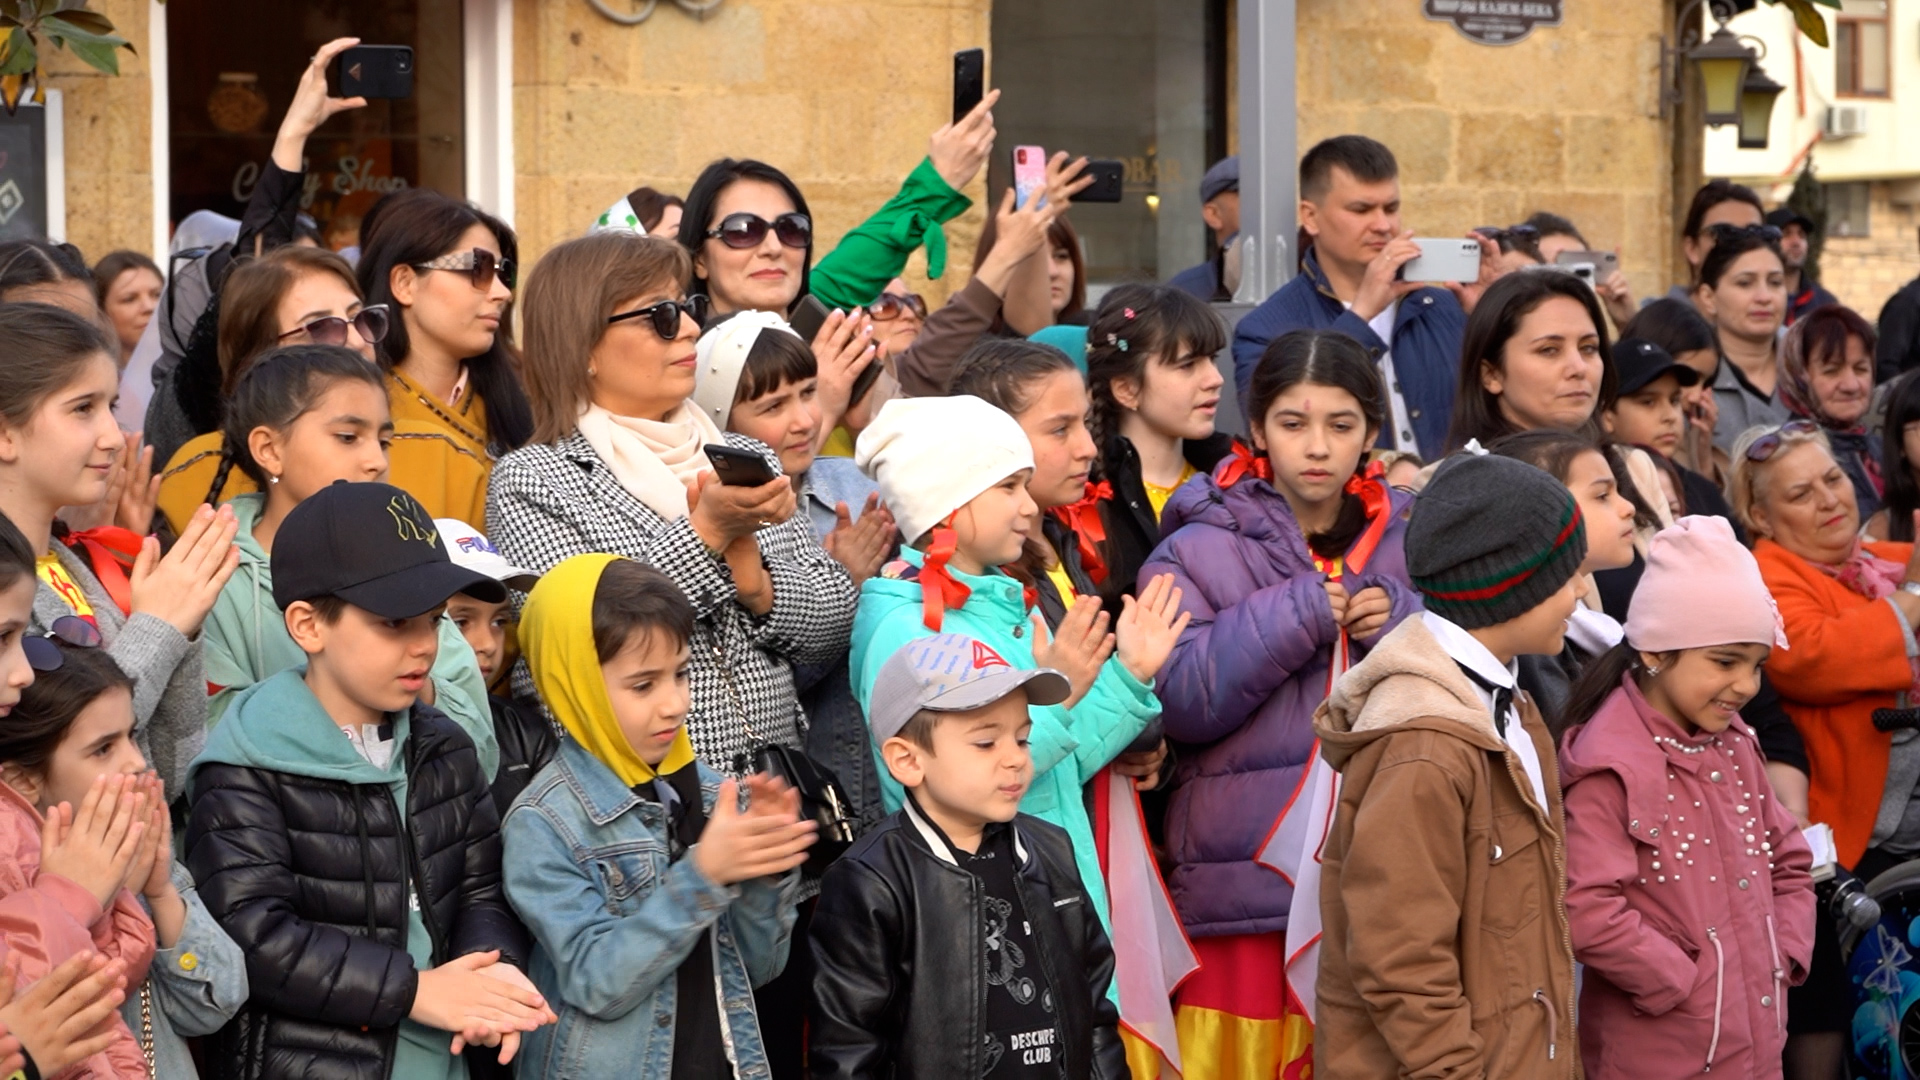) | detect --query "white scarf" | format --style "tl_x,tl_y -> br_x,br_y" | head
576,402 -> 724,521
